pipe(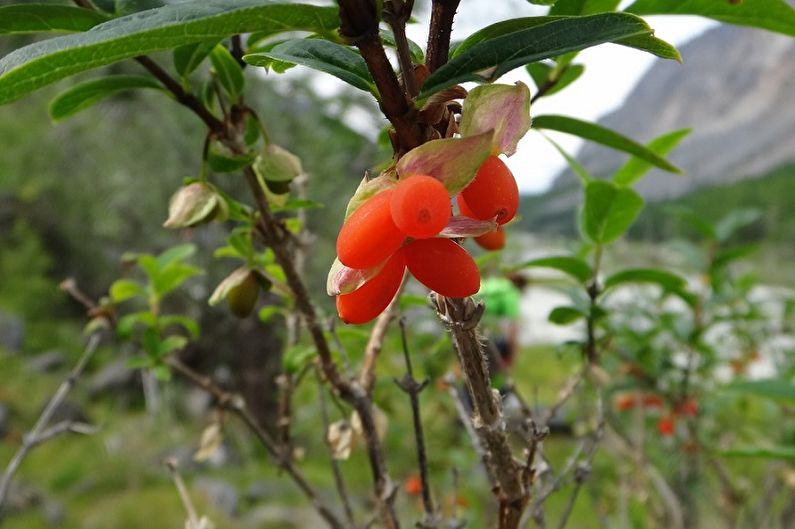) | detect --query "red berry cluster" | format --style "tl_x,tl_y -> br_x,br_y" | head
335,156 -> 520,324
